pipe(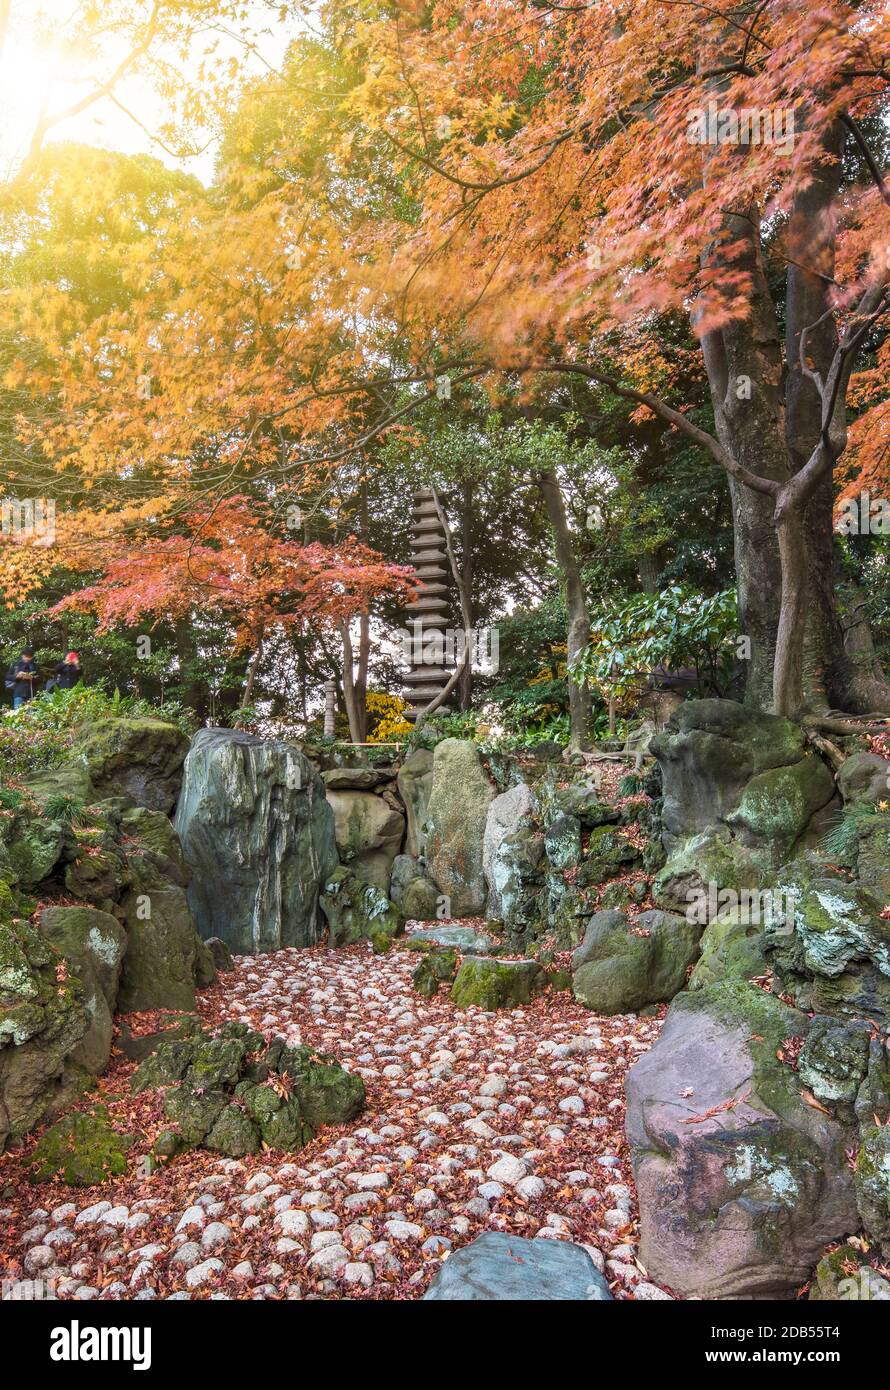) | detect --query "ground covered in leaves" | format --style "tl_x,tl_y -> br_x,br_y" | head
0,936 -> 671,1301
